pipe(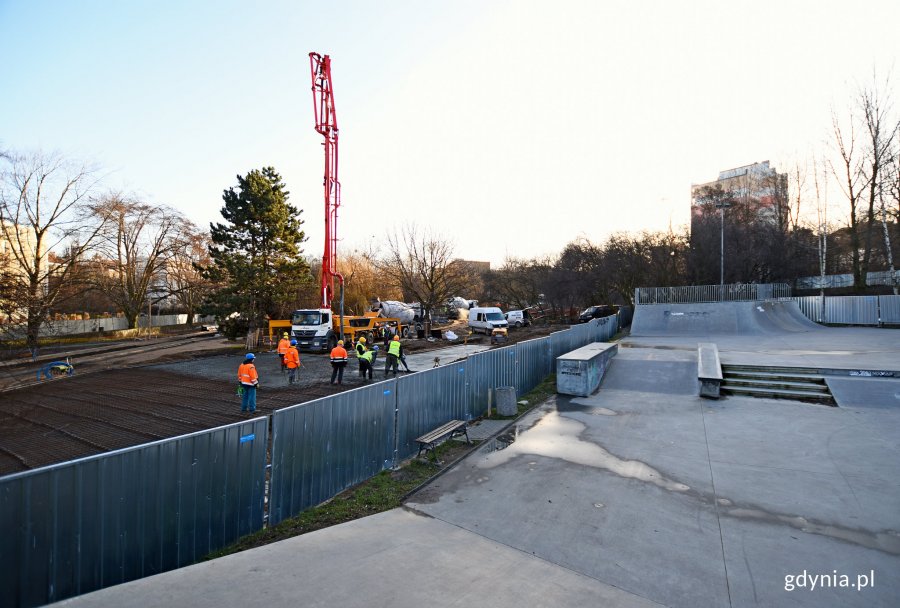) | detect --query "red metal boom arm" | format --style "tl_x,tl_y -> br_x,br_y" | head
309,52 -> 343,309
